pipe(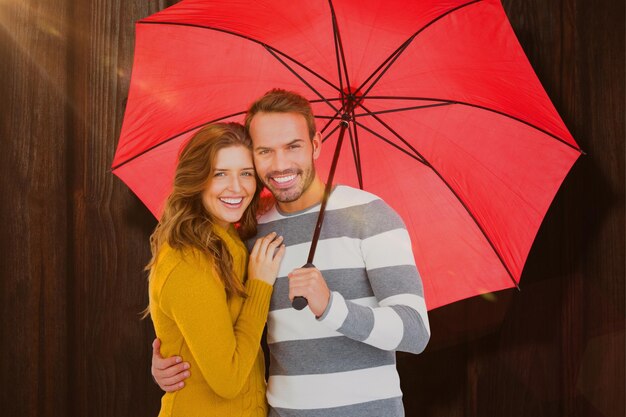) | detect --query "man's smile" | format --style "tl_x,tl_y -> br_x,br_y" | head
268,172 -> 299,188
